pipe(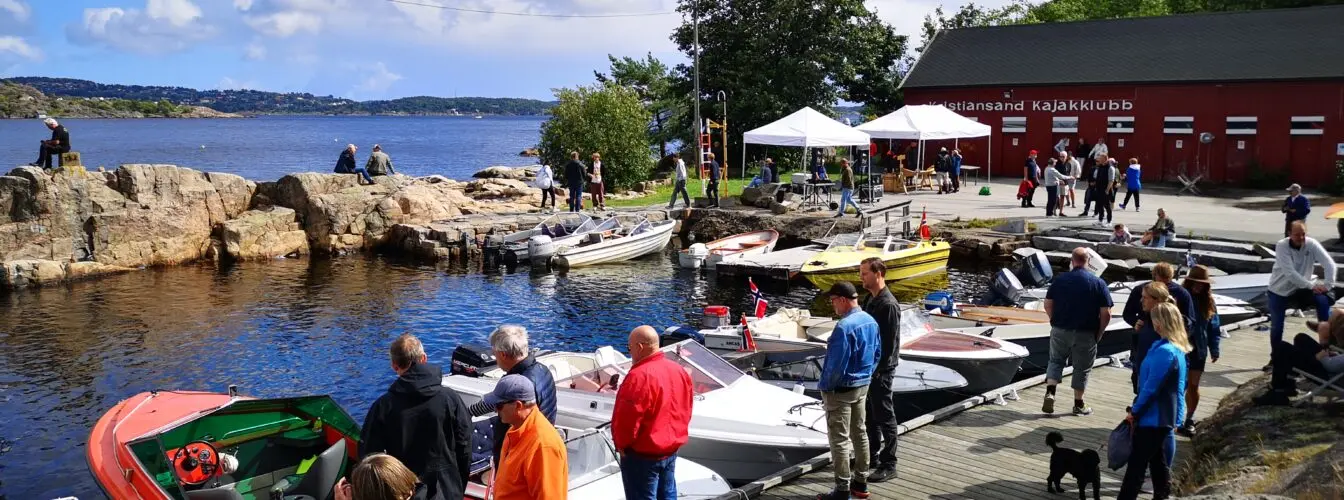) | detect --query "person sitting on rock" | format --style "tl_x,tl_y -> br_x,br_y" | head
29,118 -> 70,170
366,144 -> 396,177
1255,307 -> 1344,406
335,144 -> 374,184
1139,208 -> 1175,248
